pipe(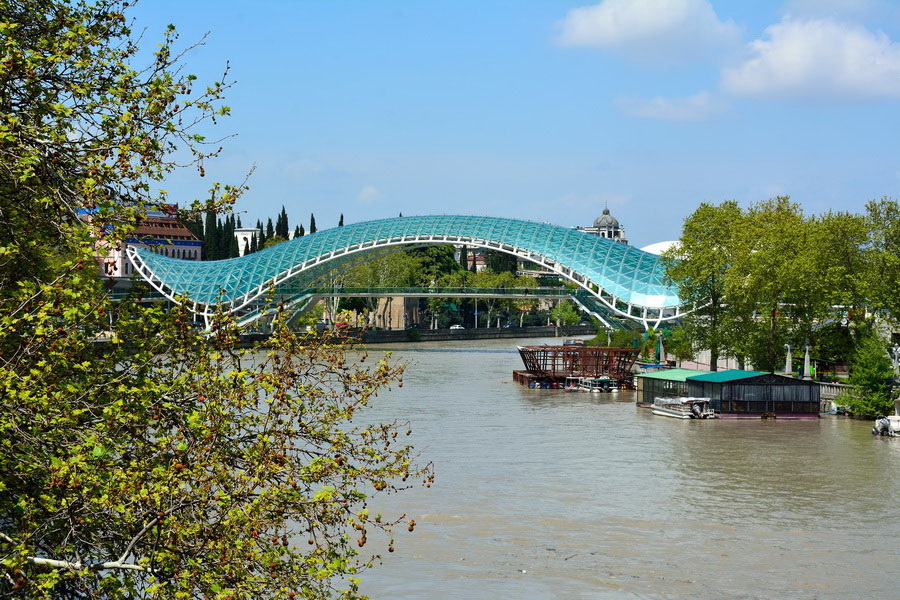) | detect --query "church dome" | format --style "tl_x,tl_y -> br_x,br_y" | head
594,207 -> 619,228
